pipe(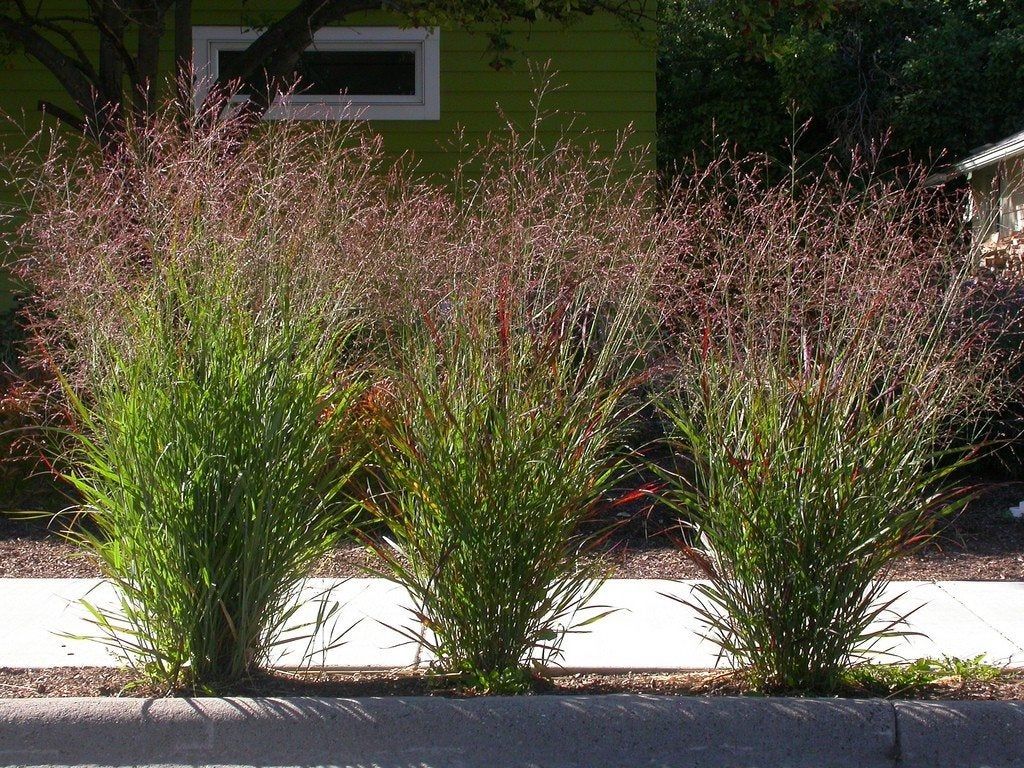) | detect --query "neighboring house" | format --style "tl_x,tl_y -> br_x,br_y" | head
955,129 -> 1024,260
0,8 -> 656,177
